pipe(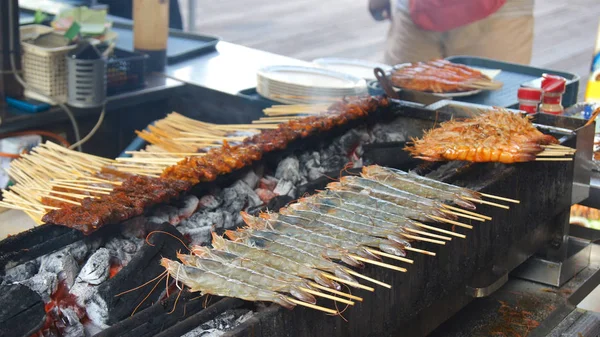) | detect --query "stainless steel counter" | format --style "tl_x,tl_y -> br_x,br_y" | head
164,41 -> 310,95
